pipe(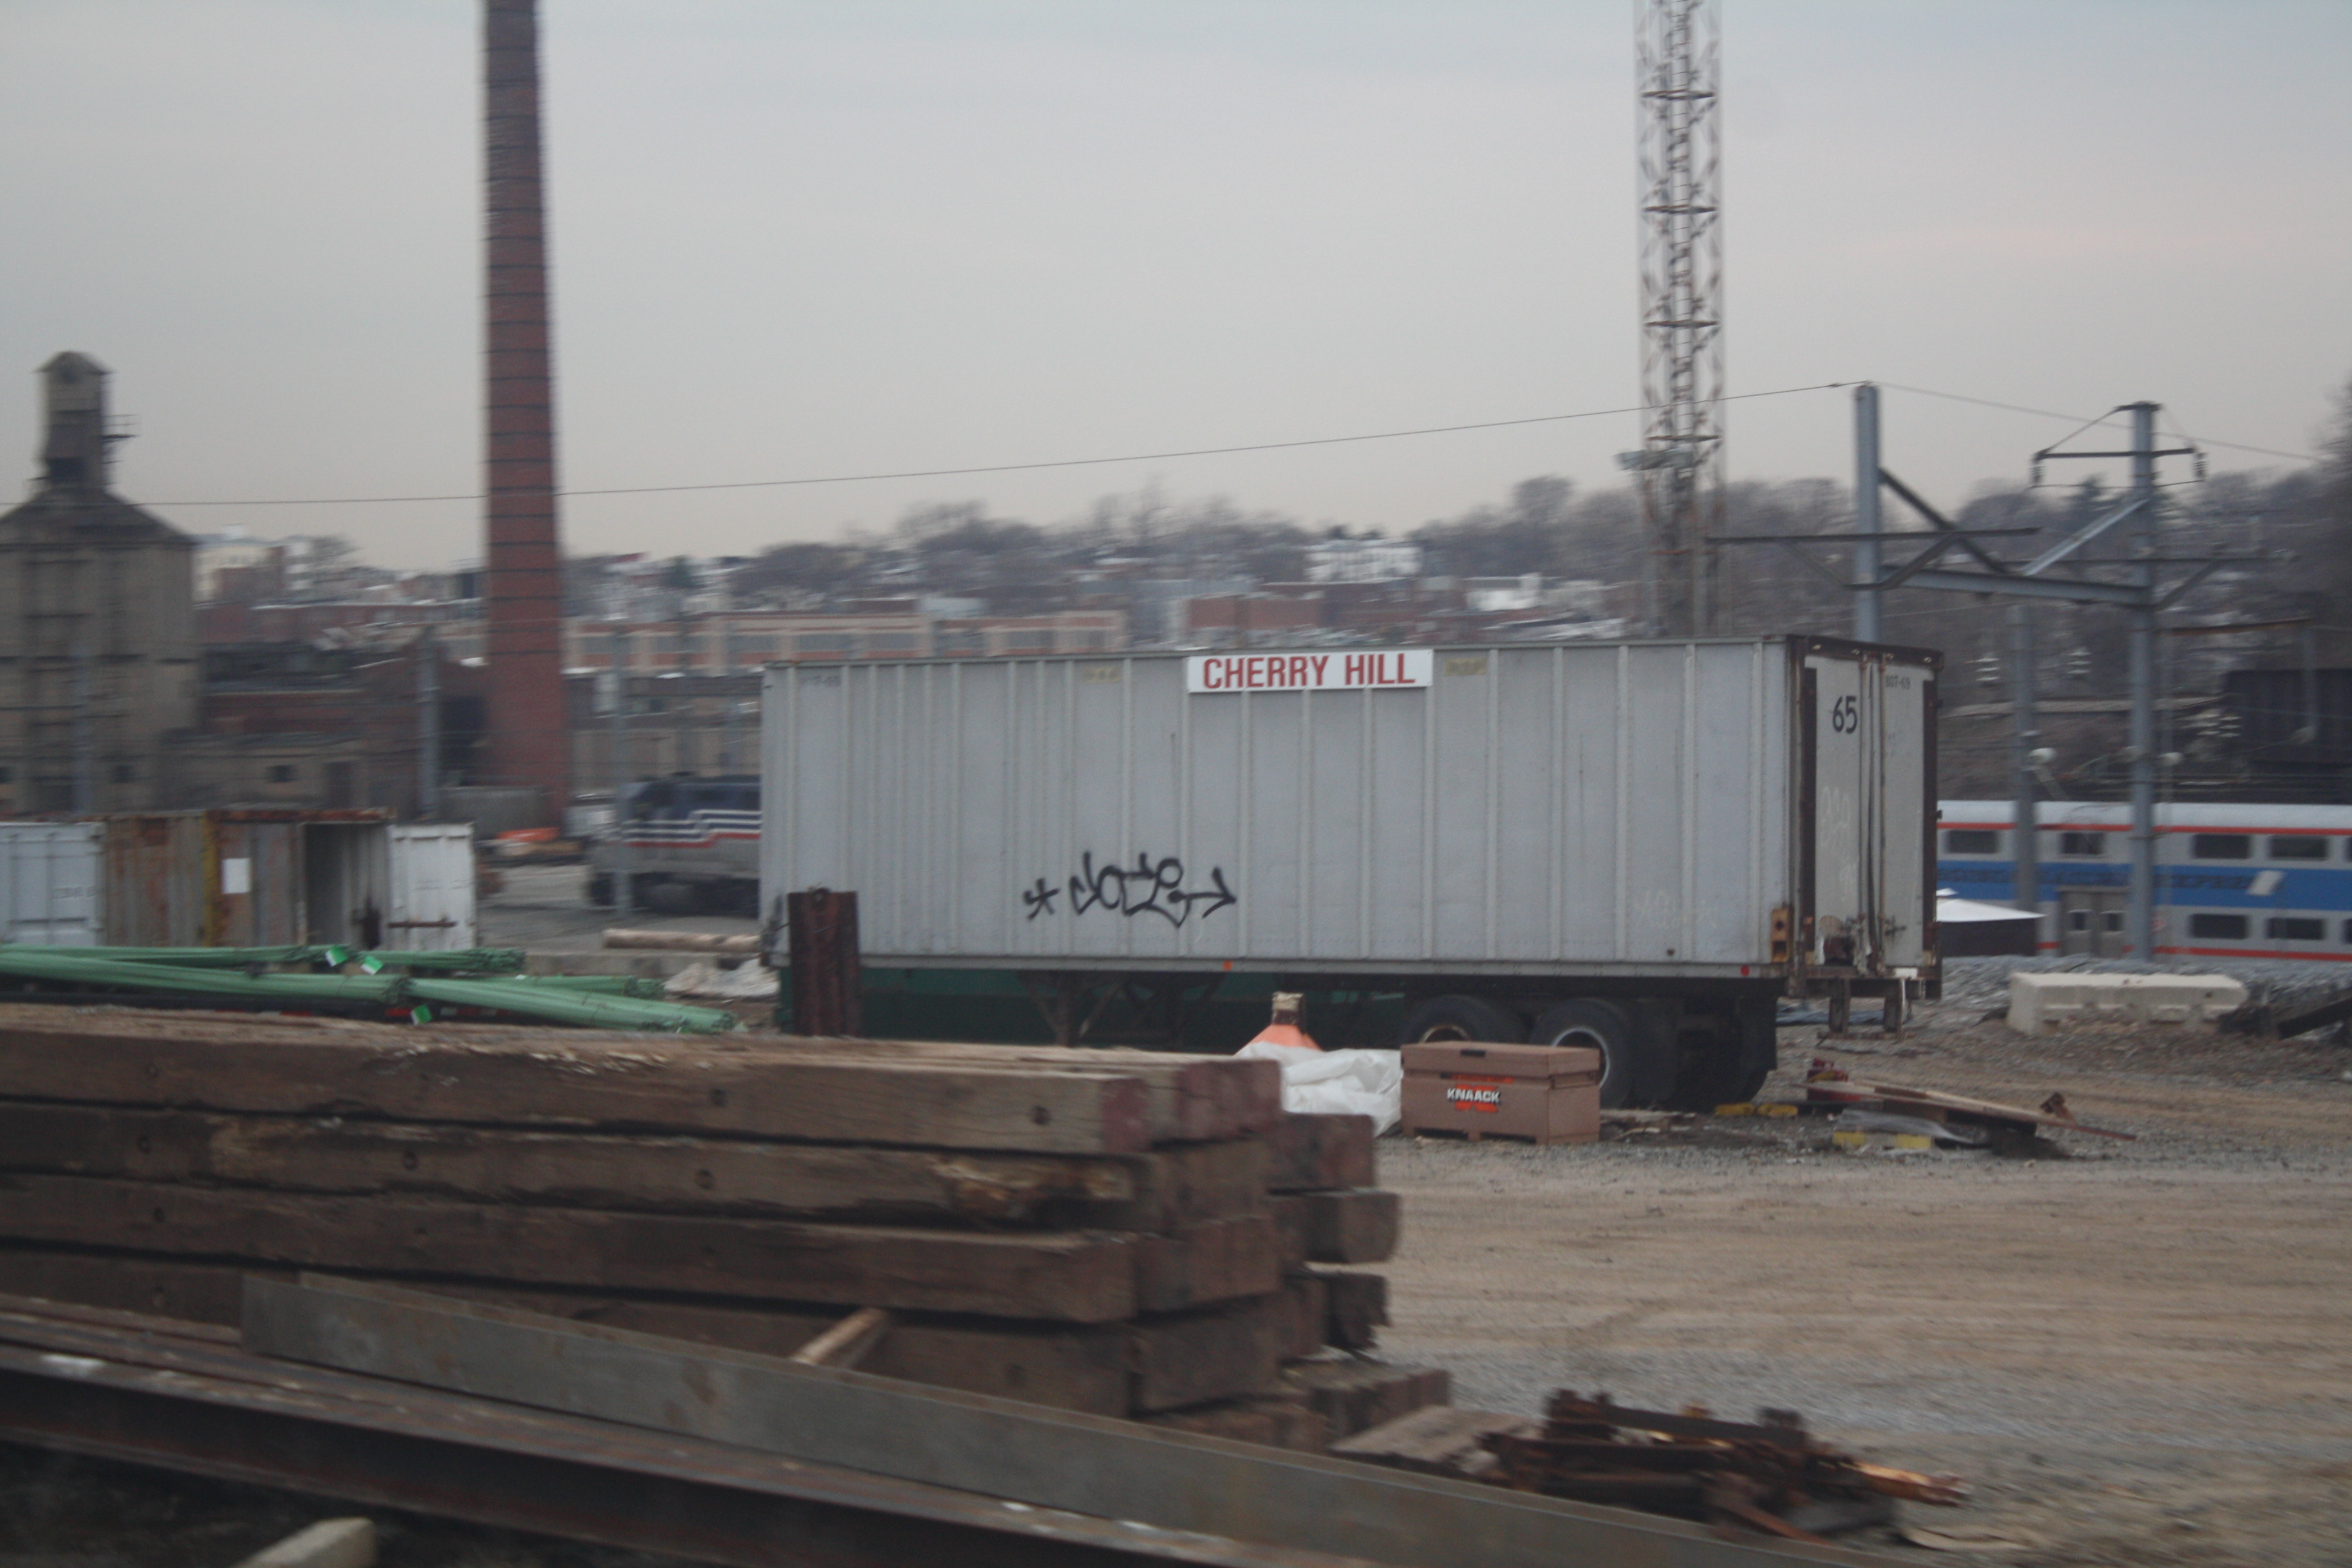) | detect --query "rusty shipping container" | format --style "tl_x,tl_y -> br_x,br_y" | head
99,810 -> 476,950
